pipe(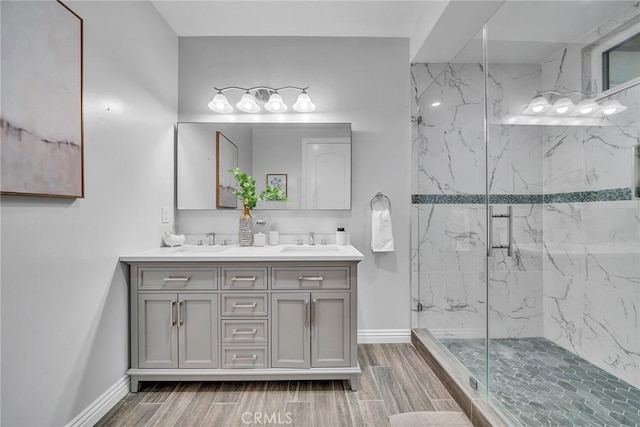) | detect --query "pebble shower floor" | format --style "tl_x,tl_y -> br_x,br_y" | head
440,337 -> 640,427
